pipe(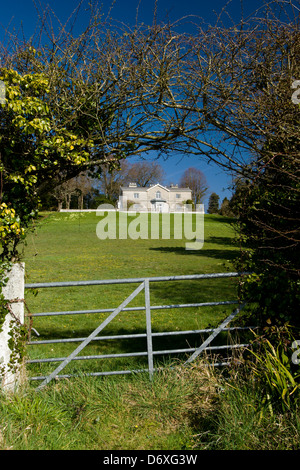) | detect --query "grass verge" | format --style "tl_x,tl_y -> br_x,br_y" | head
0,357 -> 299,450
